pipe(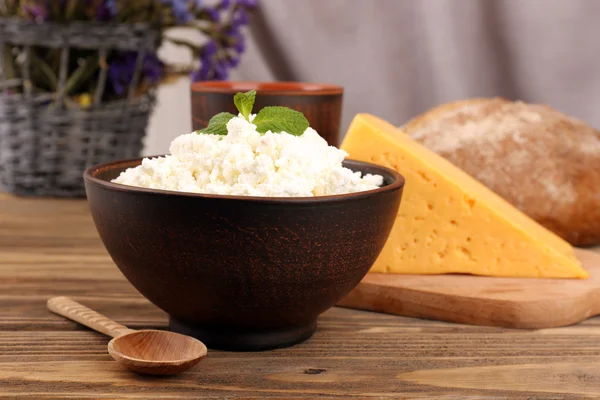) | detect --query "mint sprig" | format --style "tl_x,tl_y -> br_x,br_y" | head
199,112 -> 236,135
234,90 -> 256,120
197,90 -> 310,136
252,106 -> 309,136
